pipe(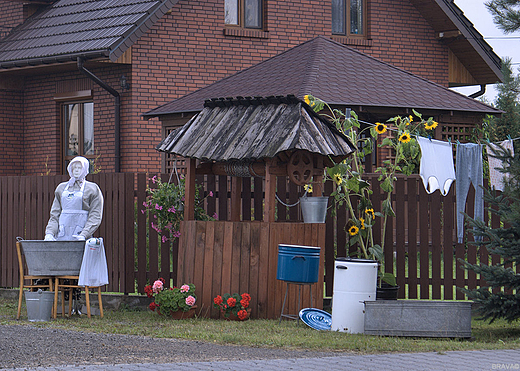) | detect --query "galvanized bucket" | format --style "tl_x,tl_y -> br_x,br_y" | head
20,240 -> 85,276
300,196 -> 328,223
24,290 -> 54,322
